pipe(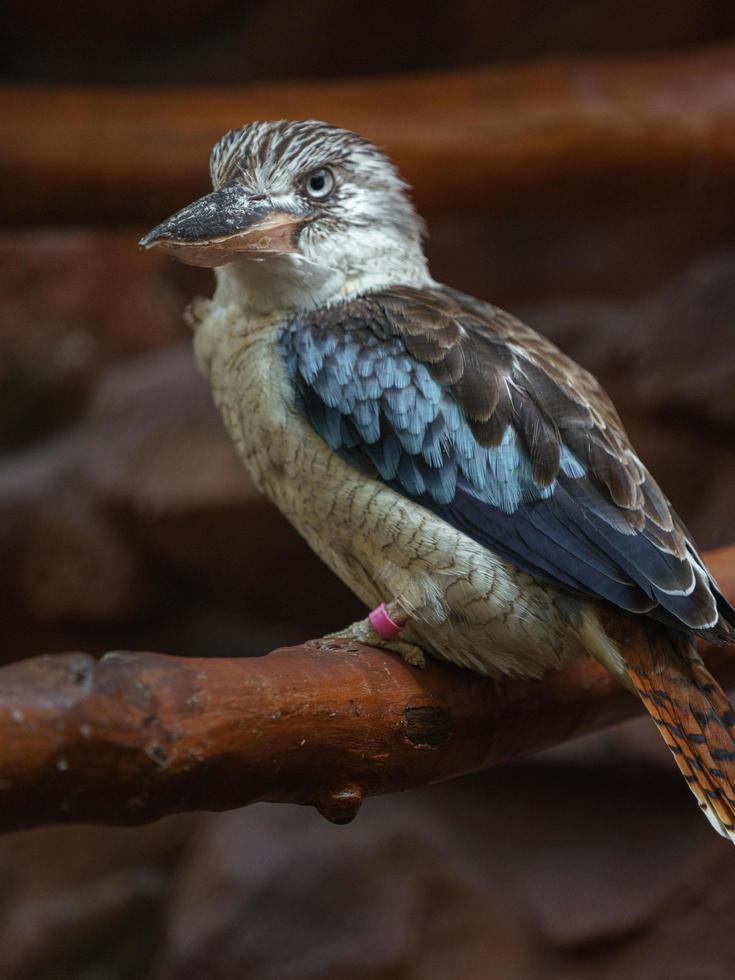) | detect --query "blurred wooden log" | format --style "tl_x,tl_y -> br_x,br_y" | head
1,545 -> 734,833
3,44 -> 735,225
